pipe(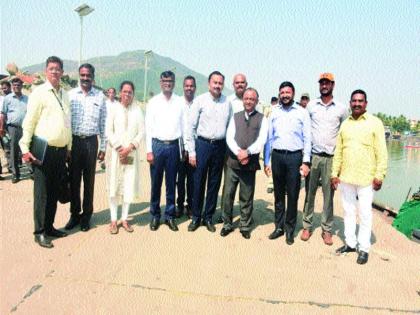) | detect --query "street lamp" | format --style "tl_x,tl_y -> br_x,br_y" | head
143,50 -> 153,103
74,4 -> 94,66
